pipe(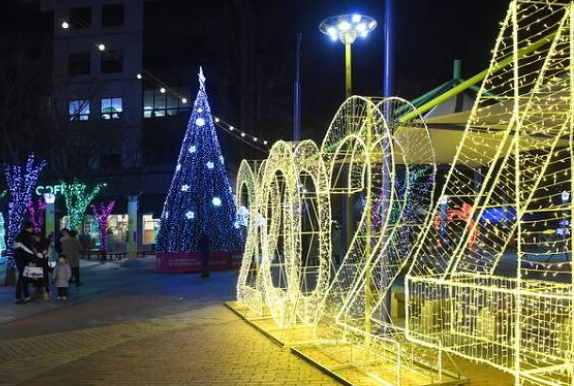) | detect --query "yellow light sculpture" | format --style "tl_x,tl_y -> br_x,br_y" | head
406,1 -> 574,385
235,160 -> 264,315
235,2 -> 574,385
293,140 -> 332,326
